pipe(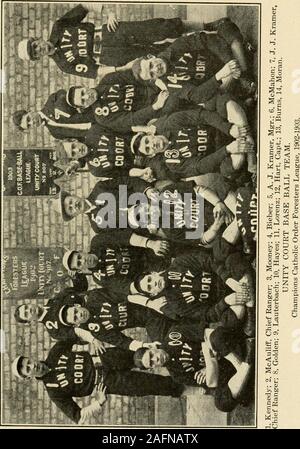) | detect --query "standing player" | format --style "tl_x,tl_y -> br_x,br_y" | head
60,61 -> 240,135
62,233 -> 170,287
12,342 -> 185,424
17,4 -> 190,80
12,88 -> 95,141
